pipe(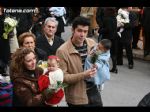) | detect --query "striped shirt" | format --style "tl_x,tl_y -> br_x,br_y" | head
72,41 -> 96,89
73,41 -> 88,69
